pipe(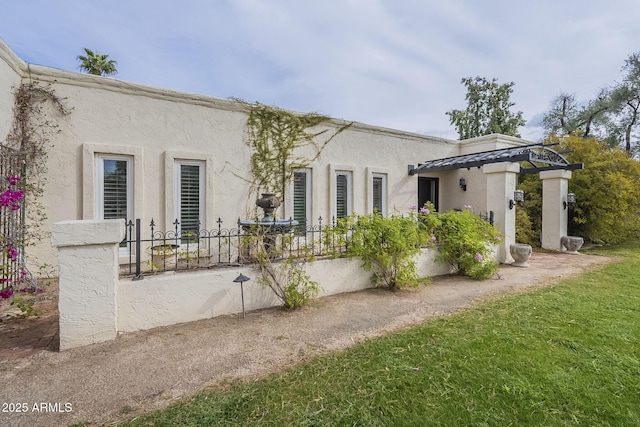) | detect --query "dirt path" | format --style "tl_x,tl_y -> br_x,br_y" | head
0,252 -> 613,427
